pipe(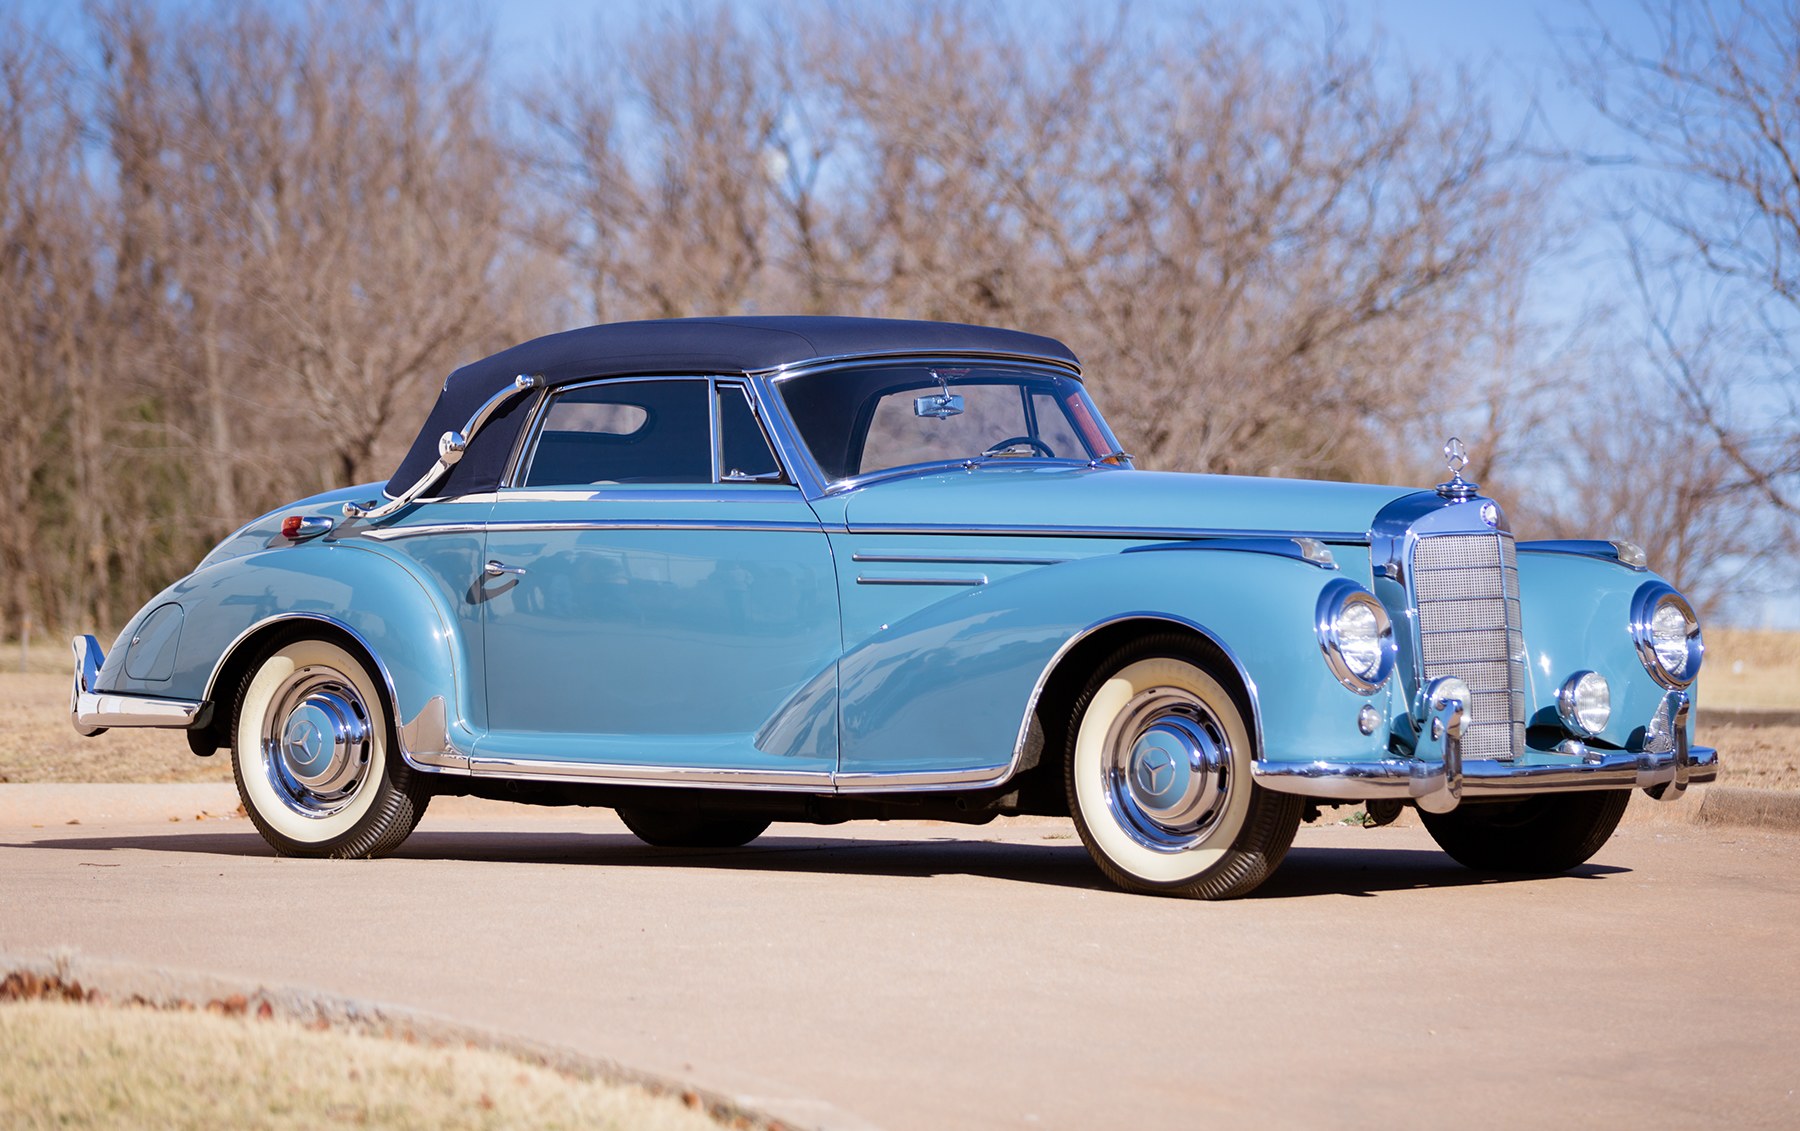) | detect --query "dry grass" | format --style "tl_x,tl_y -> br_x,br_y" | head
1705,724 -> 1800,791
0,674 -> 228,785
1700,627 -> 1800,710
0,999 -> 729,1131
